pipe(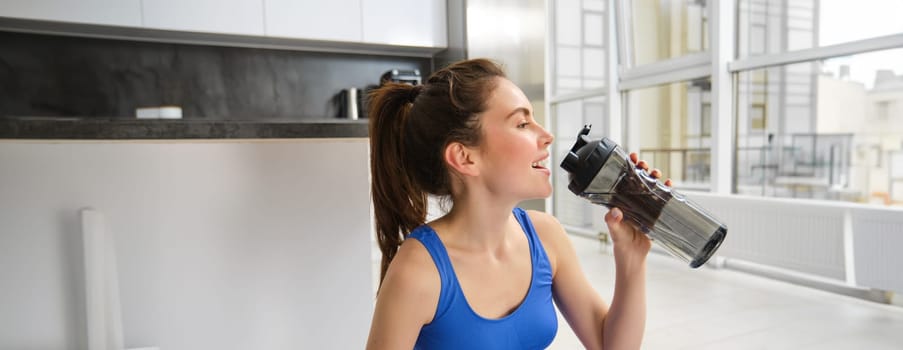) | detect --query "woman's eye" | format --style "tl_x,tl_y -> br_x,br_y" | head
517,122 -> 530,128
